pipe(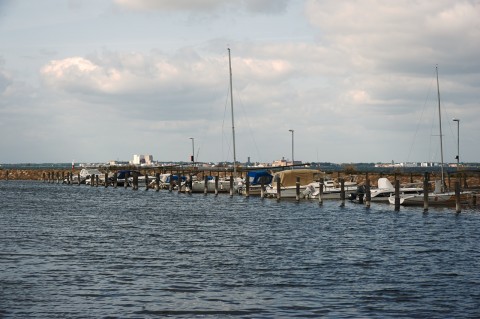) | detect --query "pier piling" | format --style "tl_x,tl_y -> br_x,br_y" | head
204,176 -> 208,195
318,178 -> 324,205
365,173 -> 371,208
394,179 -> 400,211
340,178 -> 345,207
155,173 -> 160,191
423,172 -> 429,212
296,177 -> 300,202
455,181 -> 461,213
276,175 -> 281,200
